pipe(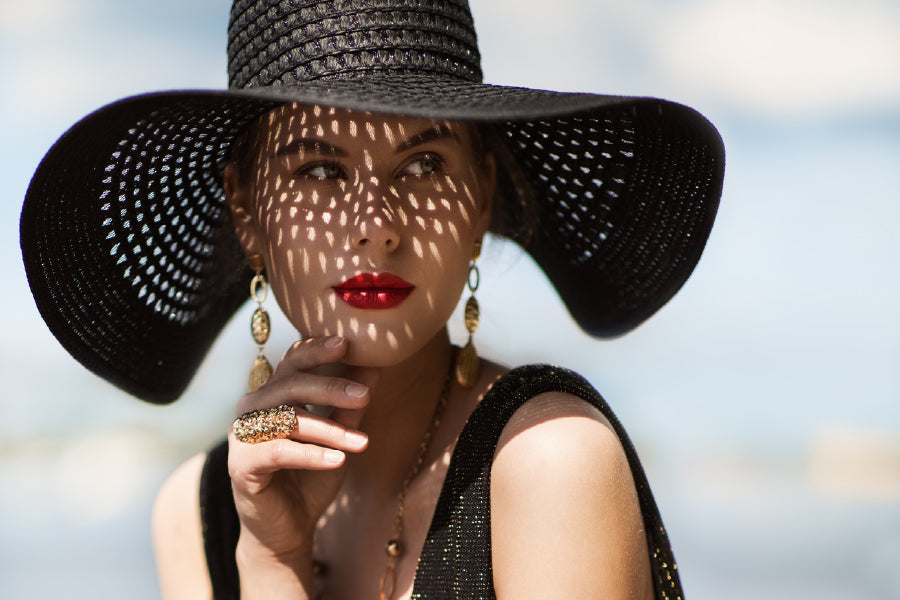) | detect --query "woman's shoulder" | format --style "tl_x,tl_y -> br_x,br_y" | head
153,452 -> 206,542
152,452 -> 214,599
471,363 -> 612,428
487,372 -> 656,599
419,361 -> 675,598
478,363 -> 634,515
496,388 -> 619,457
487,364 -> 633,518
462,362 -> 616,446
488,367 -> 628,498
